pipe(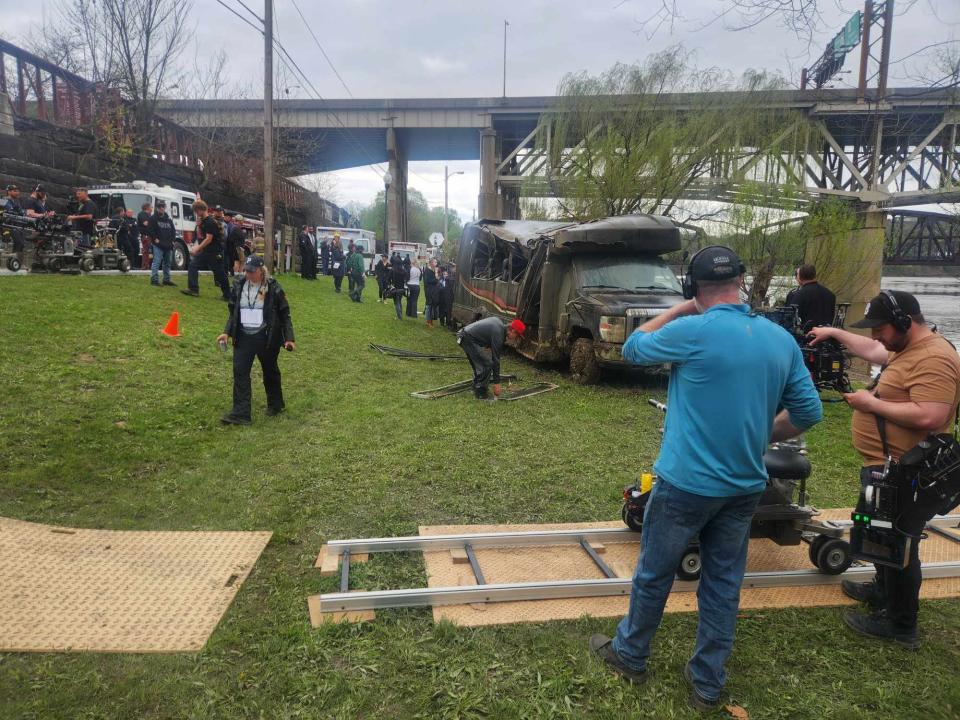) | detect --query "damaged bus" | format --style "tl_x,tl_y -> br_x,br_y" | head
453,215 -> 684,383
